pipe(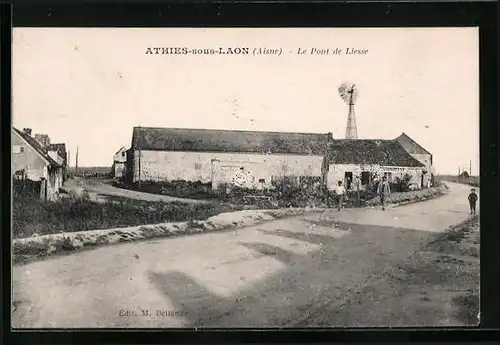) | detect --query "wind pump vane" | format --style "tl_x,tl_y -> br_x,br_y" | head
338,82 -> 359,140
